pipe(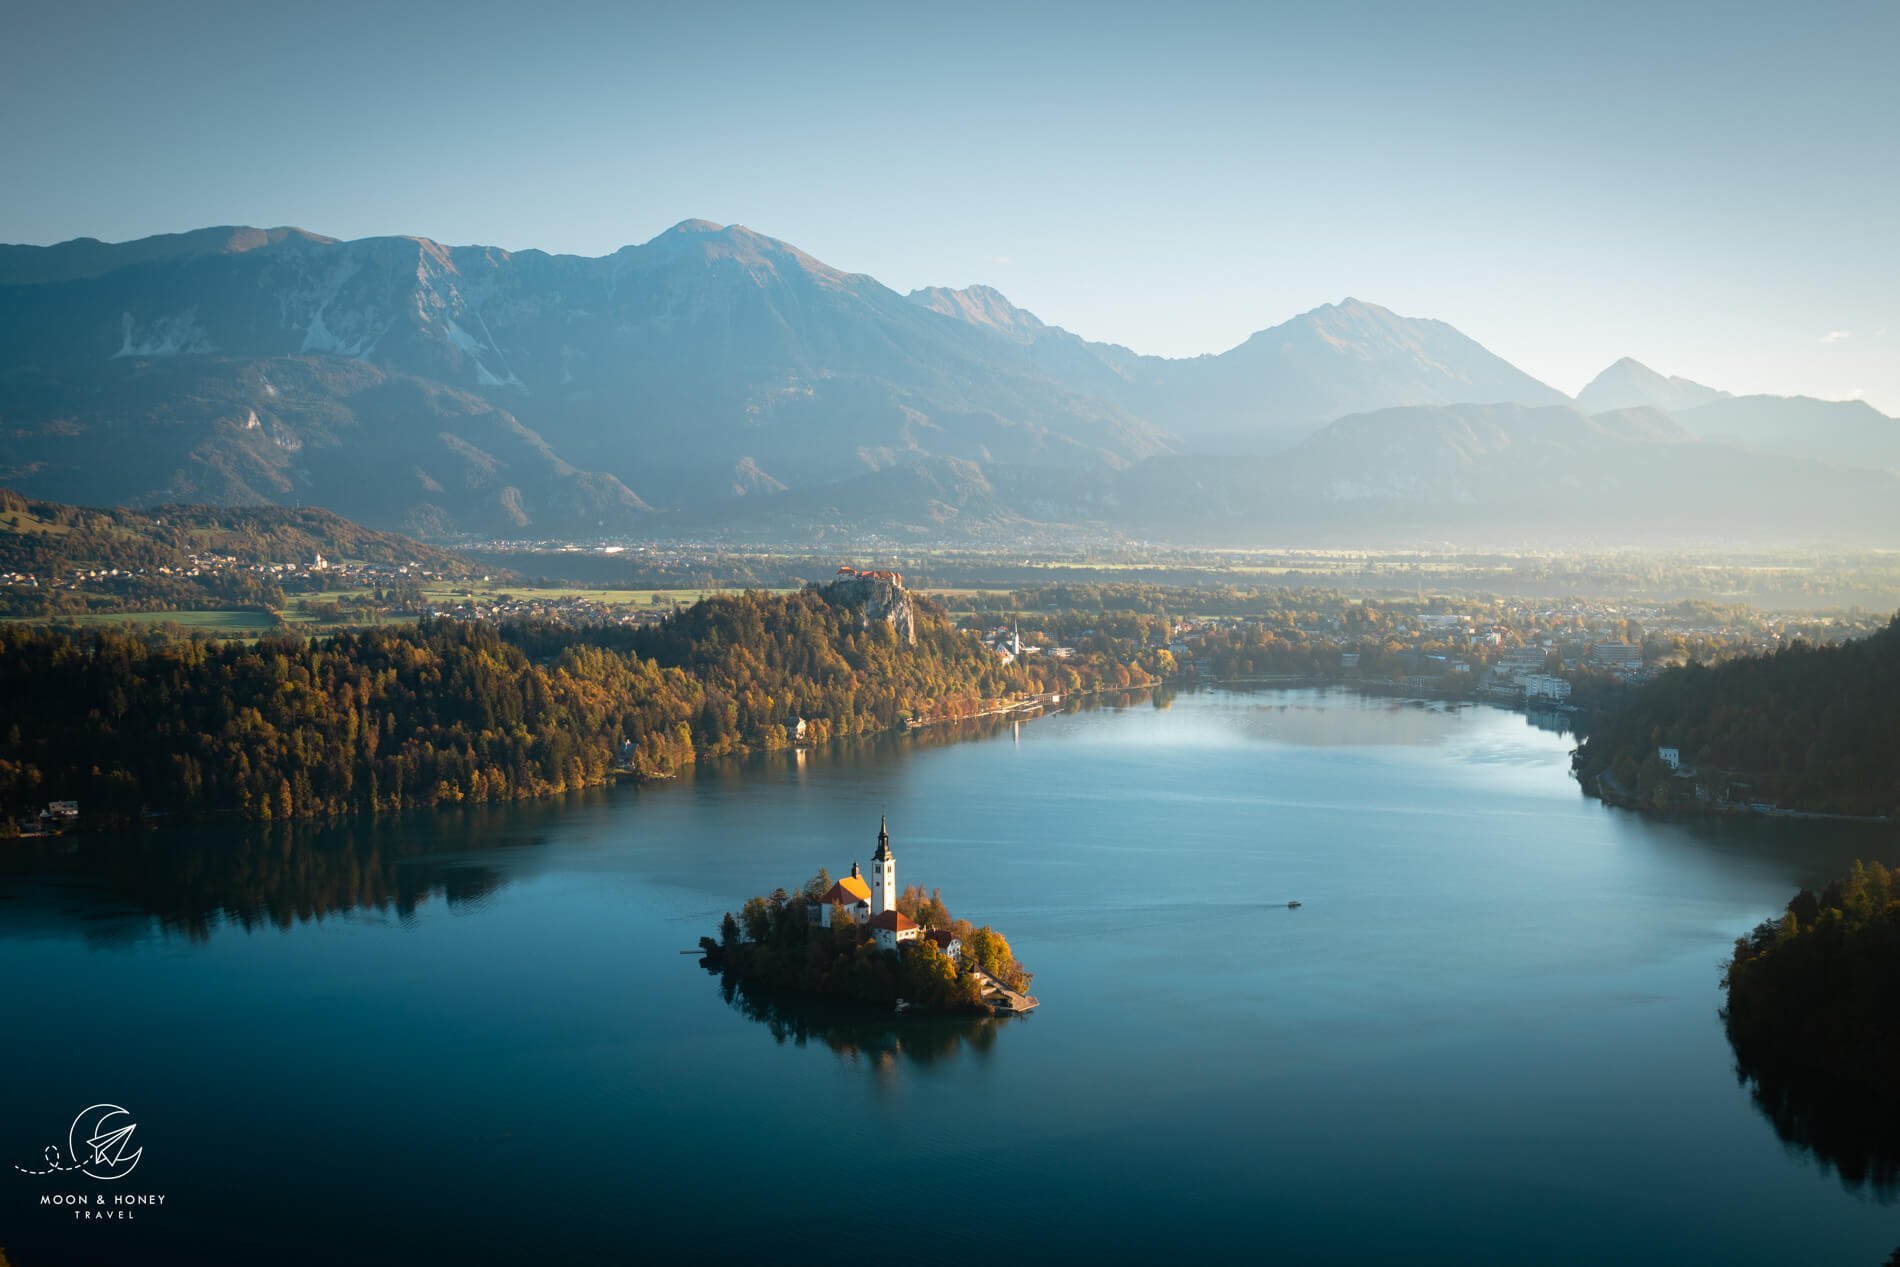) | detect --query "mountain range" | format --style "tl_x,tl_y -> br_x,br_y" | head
2,219 -> 1895,547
